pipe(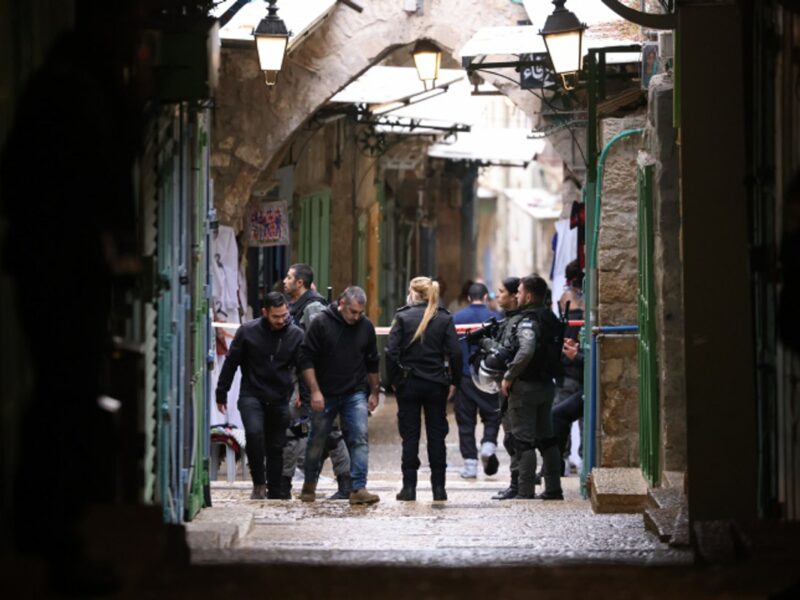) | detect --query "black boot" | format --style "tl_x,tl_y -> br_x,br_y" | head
328,474 -> 352,500
280,476 -> 294,499
492,471 -> 519,500
535,444 -> 564,500
396,470 -> 417,501
431,470 -> 447,501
